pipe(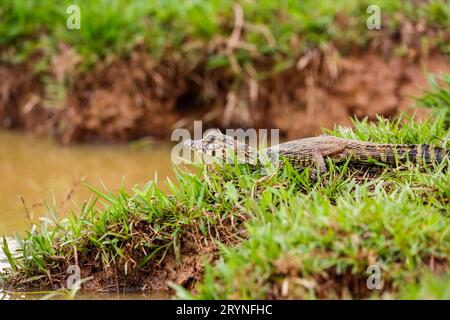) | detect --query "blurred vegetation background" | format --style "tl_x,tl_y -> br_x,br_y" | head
1,0 -> 449,66
0,0 -> 449,143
